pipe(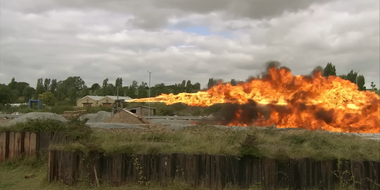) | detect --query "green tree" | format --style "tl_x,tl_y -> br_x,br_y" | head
115,77 -> 123,88
137,82 -> 148,98
115,77 -> 123,96
8,77 -> 17,90
0,84 -> 12,104
50,79 -> 58,94
230,79 -> 238,86
185,80 -> 192,93
44,78 -> 51,91
370,82 -> 377,90
207,78 -> 215,89
346,70 -> 357,83
35,78 -> 45,99
128,80 -> 138,98
90,83 -> 101,95
323,62 -> 336,77
338,74 -> 347,80
23,86 -> 35,102
38,91 -> 56,106
356,75 -> 366,91
106,83 -> 115,95
344,70 -> 365,90
207,78 -> 222,89
102,78 -> 109,95
55,76 -> 86,102
193,82 -> 201,91
7,78 -> 30,102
